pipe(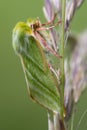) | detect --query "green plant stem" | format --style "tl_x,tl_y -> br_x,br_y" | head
60,0 -> 66,119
